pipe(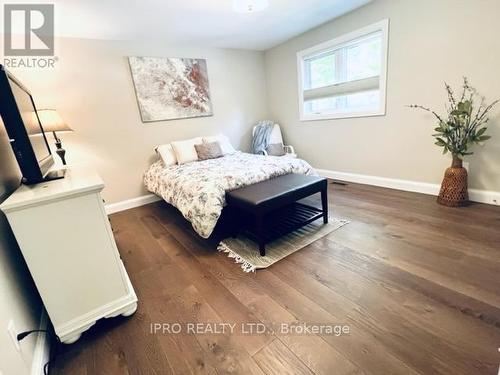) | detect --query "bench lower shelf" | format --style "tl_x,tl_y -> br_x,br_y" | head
238,202 -> 326,248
